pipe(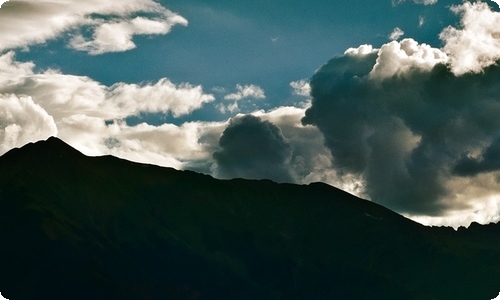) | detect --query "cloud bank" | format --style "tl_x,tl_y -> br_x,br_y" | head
303,2 -> 500,220
0,50 -> 215,169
